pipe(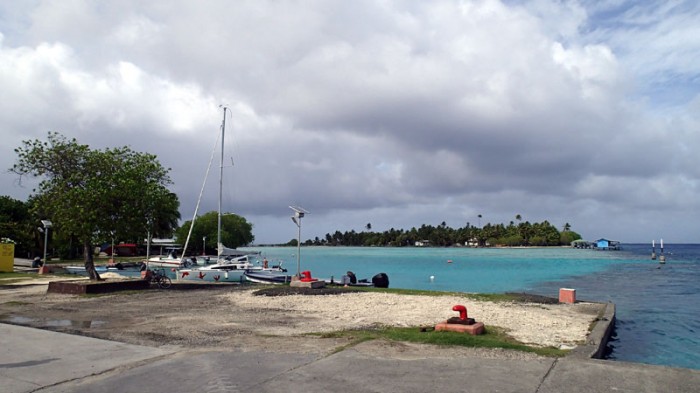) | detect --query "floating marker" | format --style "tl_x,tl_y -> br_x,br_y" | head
659,238 -> 666,264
